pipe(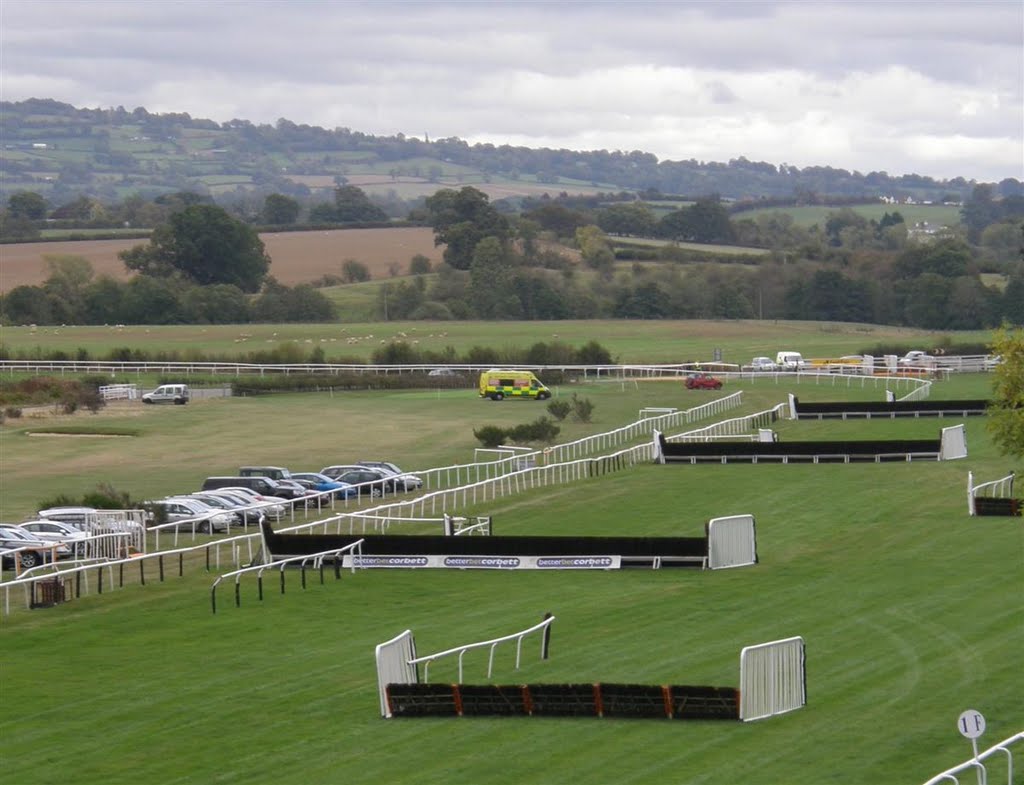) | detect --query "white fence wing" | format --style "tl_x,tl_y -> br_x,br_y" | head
375,630 -> 418,718
739,636 -> 806,721
940,425 -> 968,461
707,515 -> 757,570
